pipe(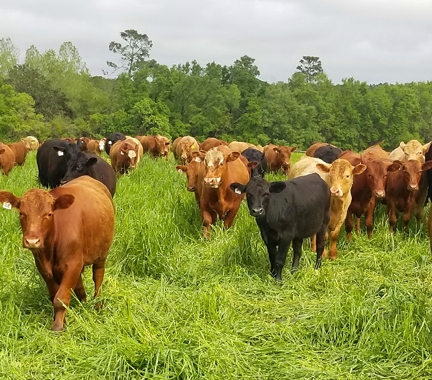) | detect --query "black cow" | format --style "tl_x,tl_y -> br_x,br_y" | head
230,174 -> 330,281
105,132 -> 126,155
313,145 -> 342,164
60,152 -> 117,197
37,139 -> 81,188
241,147 -> 267,178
